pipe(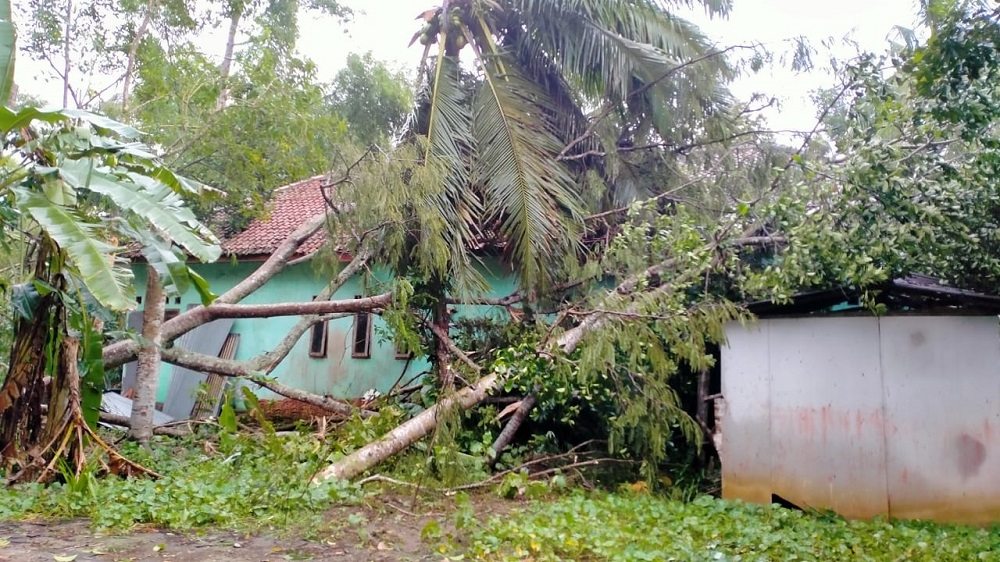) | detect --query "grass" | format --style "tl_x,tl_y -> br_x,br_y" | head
465,493 -> 1000,561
